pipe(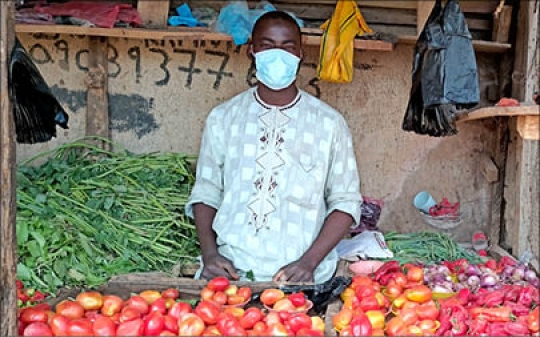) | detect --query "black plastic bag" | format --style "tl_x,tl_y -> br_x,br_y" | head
402,0 -> 479,137
9,38 -> 69,144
